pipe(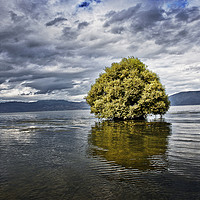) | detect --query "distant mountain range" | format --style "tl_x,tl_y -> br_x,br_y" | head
0,91 -> 199,113
169,91 -> 200,106
0,100 -> 89,113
